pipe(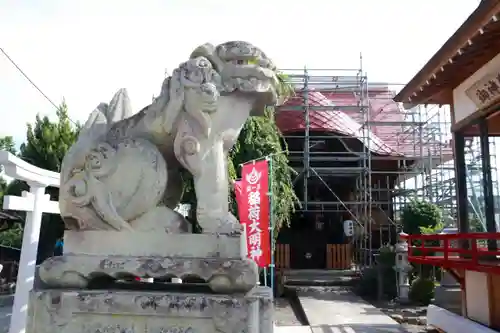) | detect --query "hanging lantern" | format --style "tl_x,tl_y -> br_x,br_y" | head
343,220 -> 354,237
